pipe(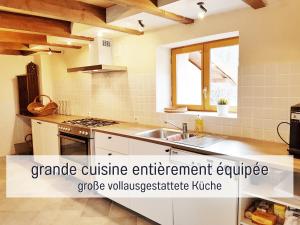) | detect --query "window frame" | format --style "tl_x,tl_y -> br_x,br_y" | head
171,44 -> 204,111
171,37 -> 239,112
